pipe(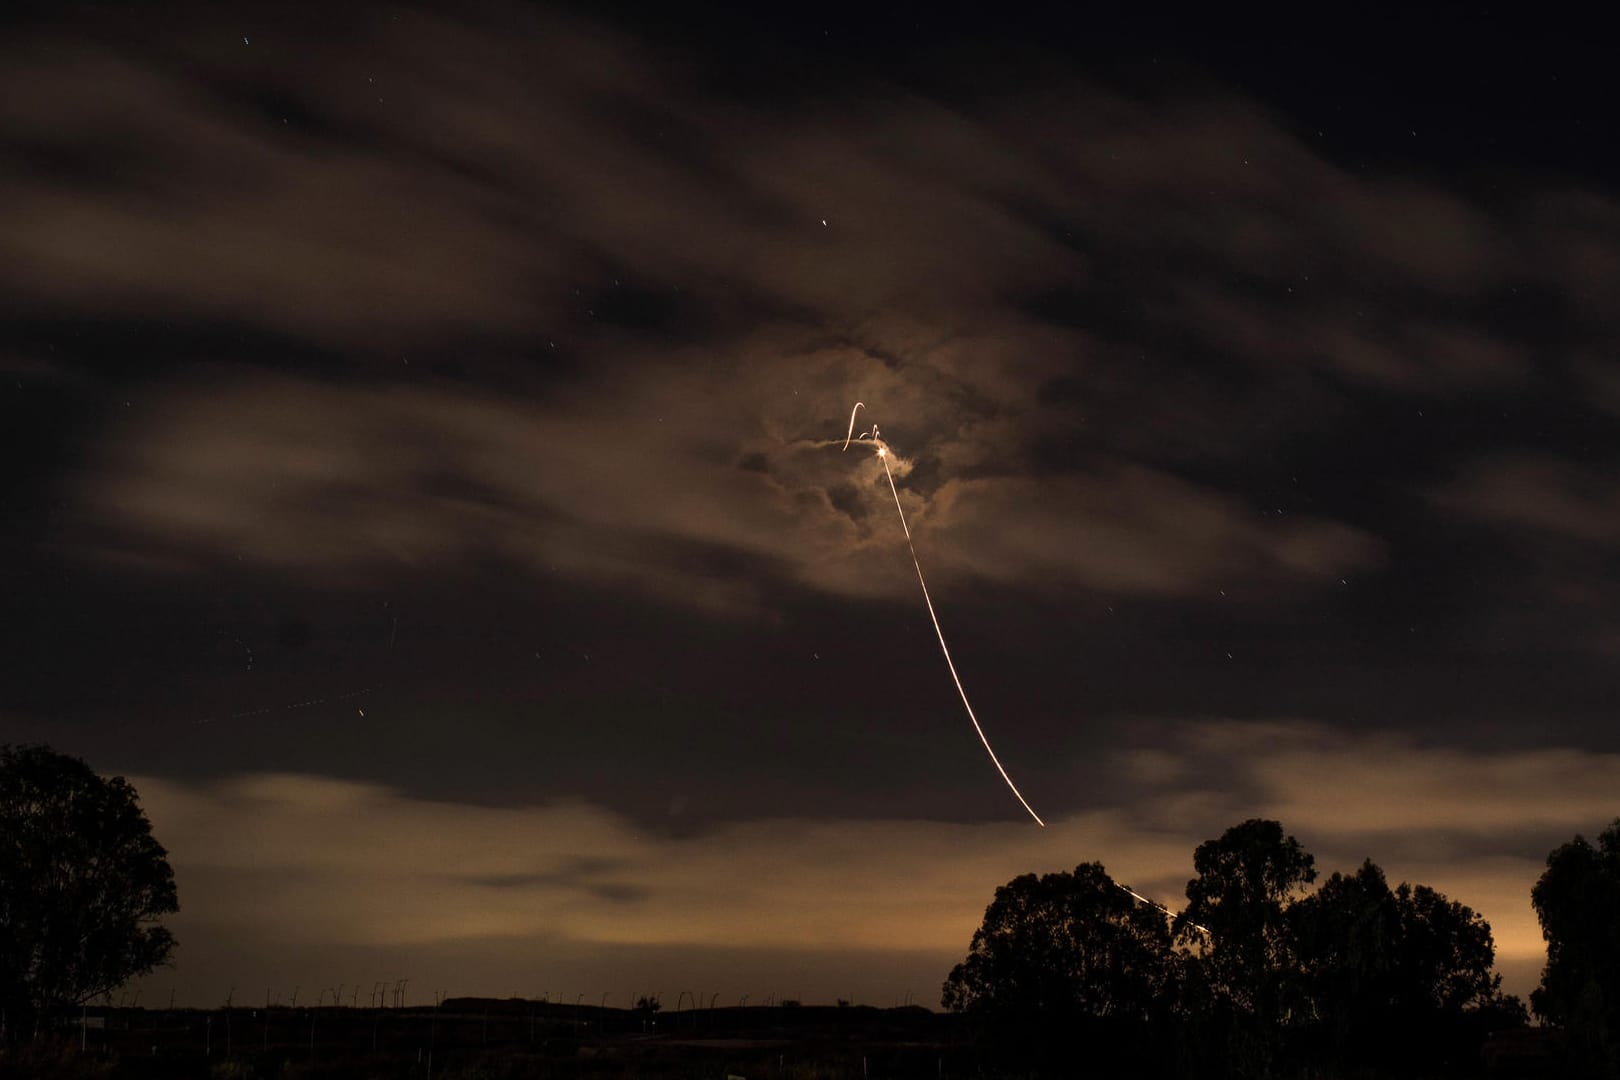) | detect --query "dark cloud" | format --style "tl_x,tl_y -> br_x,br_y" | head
5,1 -> 1617,728
1425,452 -> 1620,656
1439,454 -> 1620,545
